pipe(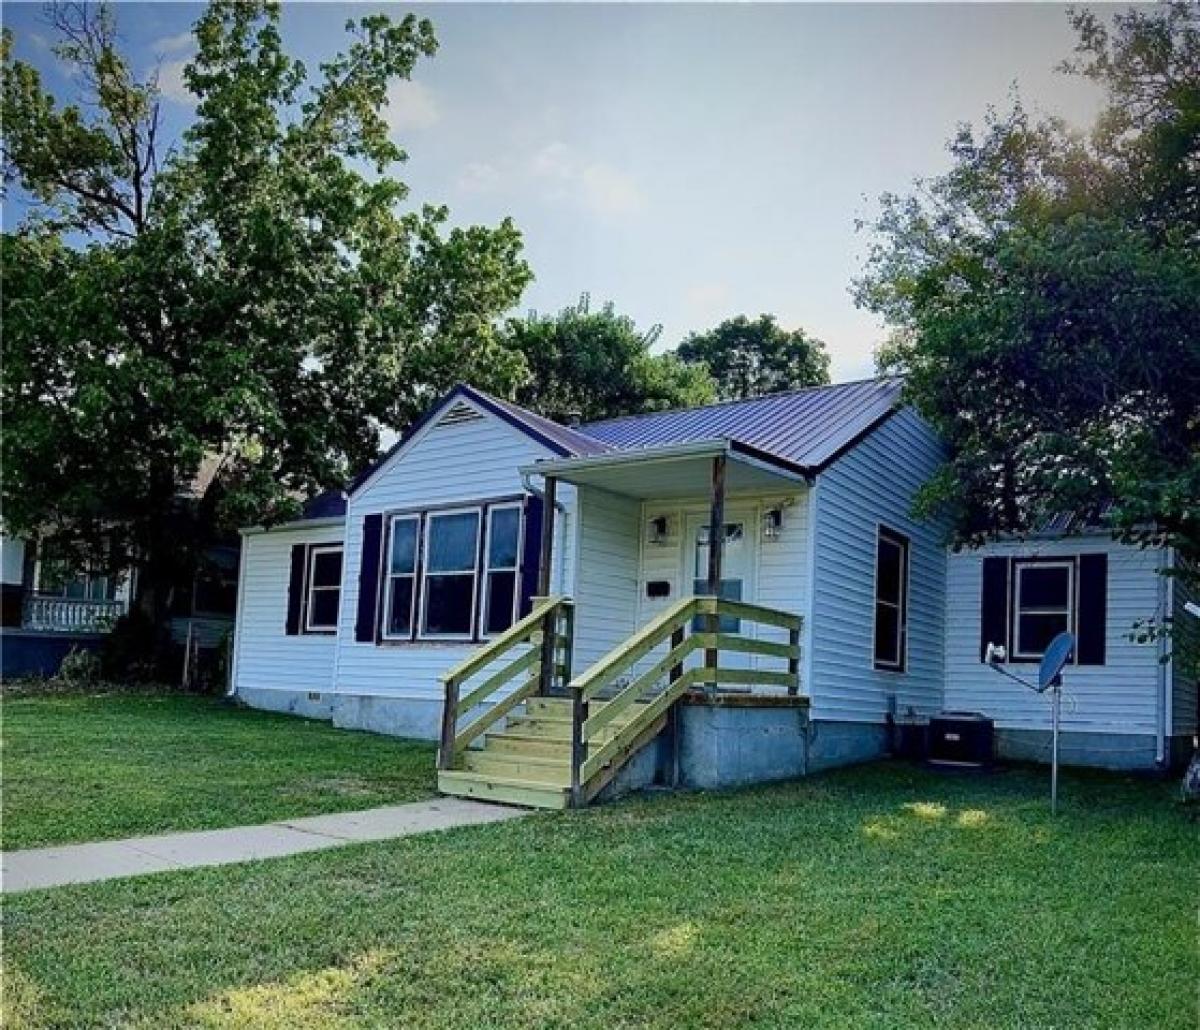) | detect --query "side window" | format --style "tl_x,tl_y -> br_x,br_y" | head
383,516 -> 419,639
305,545 -> 343,632
482,504 -> 521,636
873,527 -> 909,671
420,510 -> 481,638
1012,560 -> 1074,660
